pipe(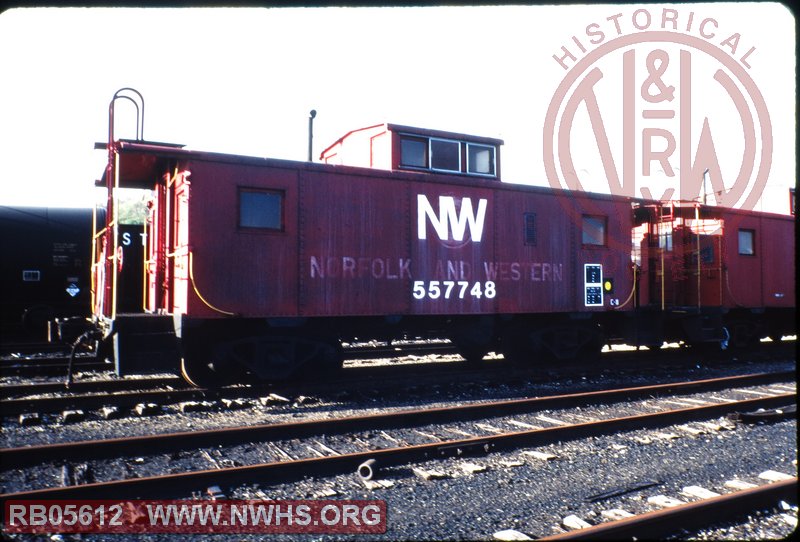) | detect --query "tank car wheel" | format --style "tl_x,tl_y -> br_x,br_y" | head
180,357 -> 218,388
22,304 -> 55,334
